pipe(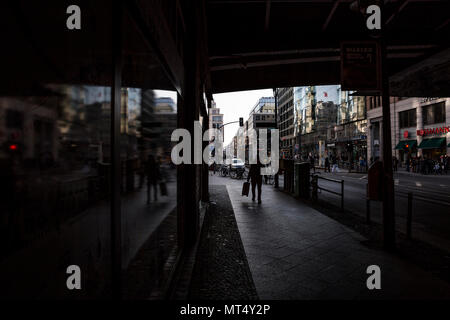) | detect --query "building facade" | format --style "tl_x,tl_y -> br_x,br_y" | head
293,85 -> 340,164
367,97 -> 450,165
209,101 -> 224,142
276,88 -> 295,159
246,97 -> 276,159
